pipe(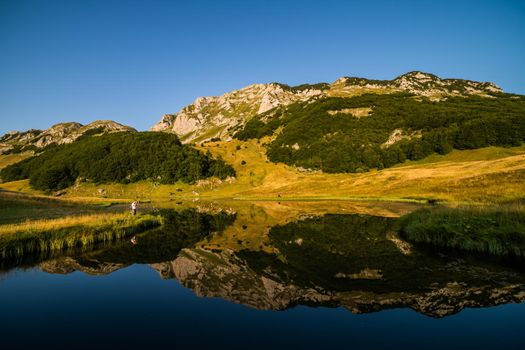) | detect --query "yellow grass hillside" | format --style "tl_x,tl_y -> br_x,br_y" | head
193,140 -> 525,204
1,140 -> 524,204
0,152 -> 33,169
